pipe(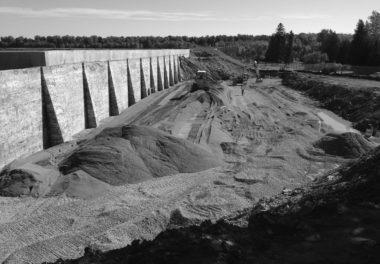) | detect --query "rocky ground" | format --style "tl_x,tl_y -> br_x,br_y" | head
0,49 -> 379,263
